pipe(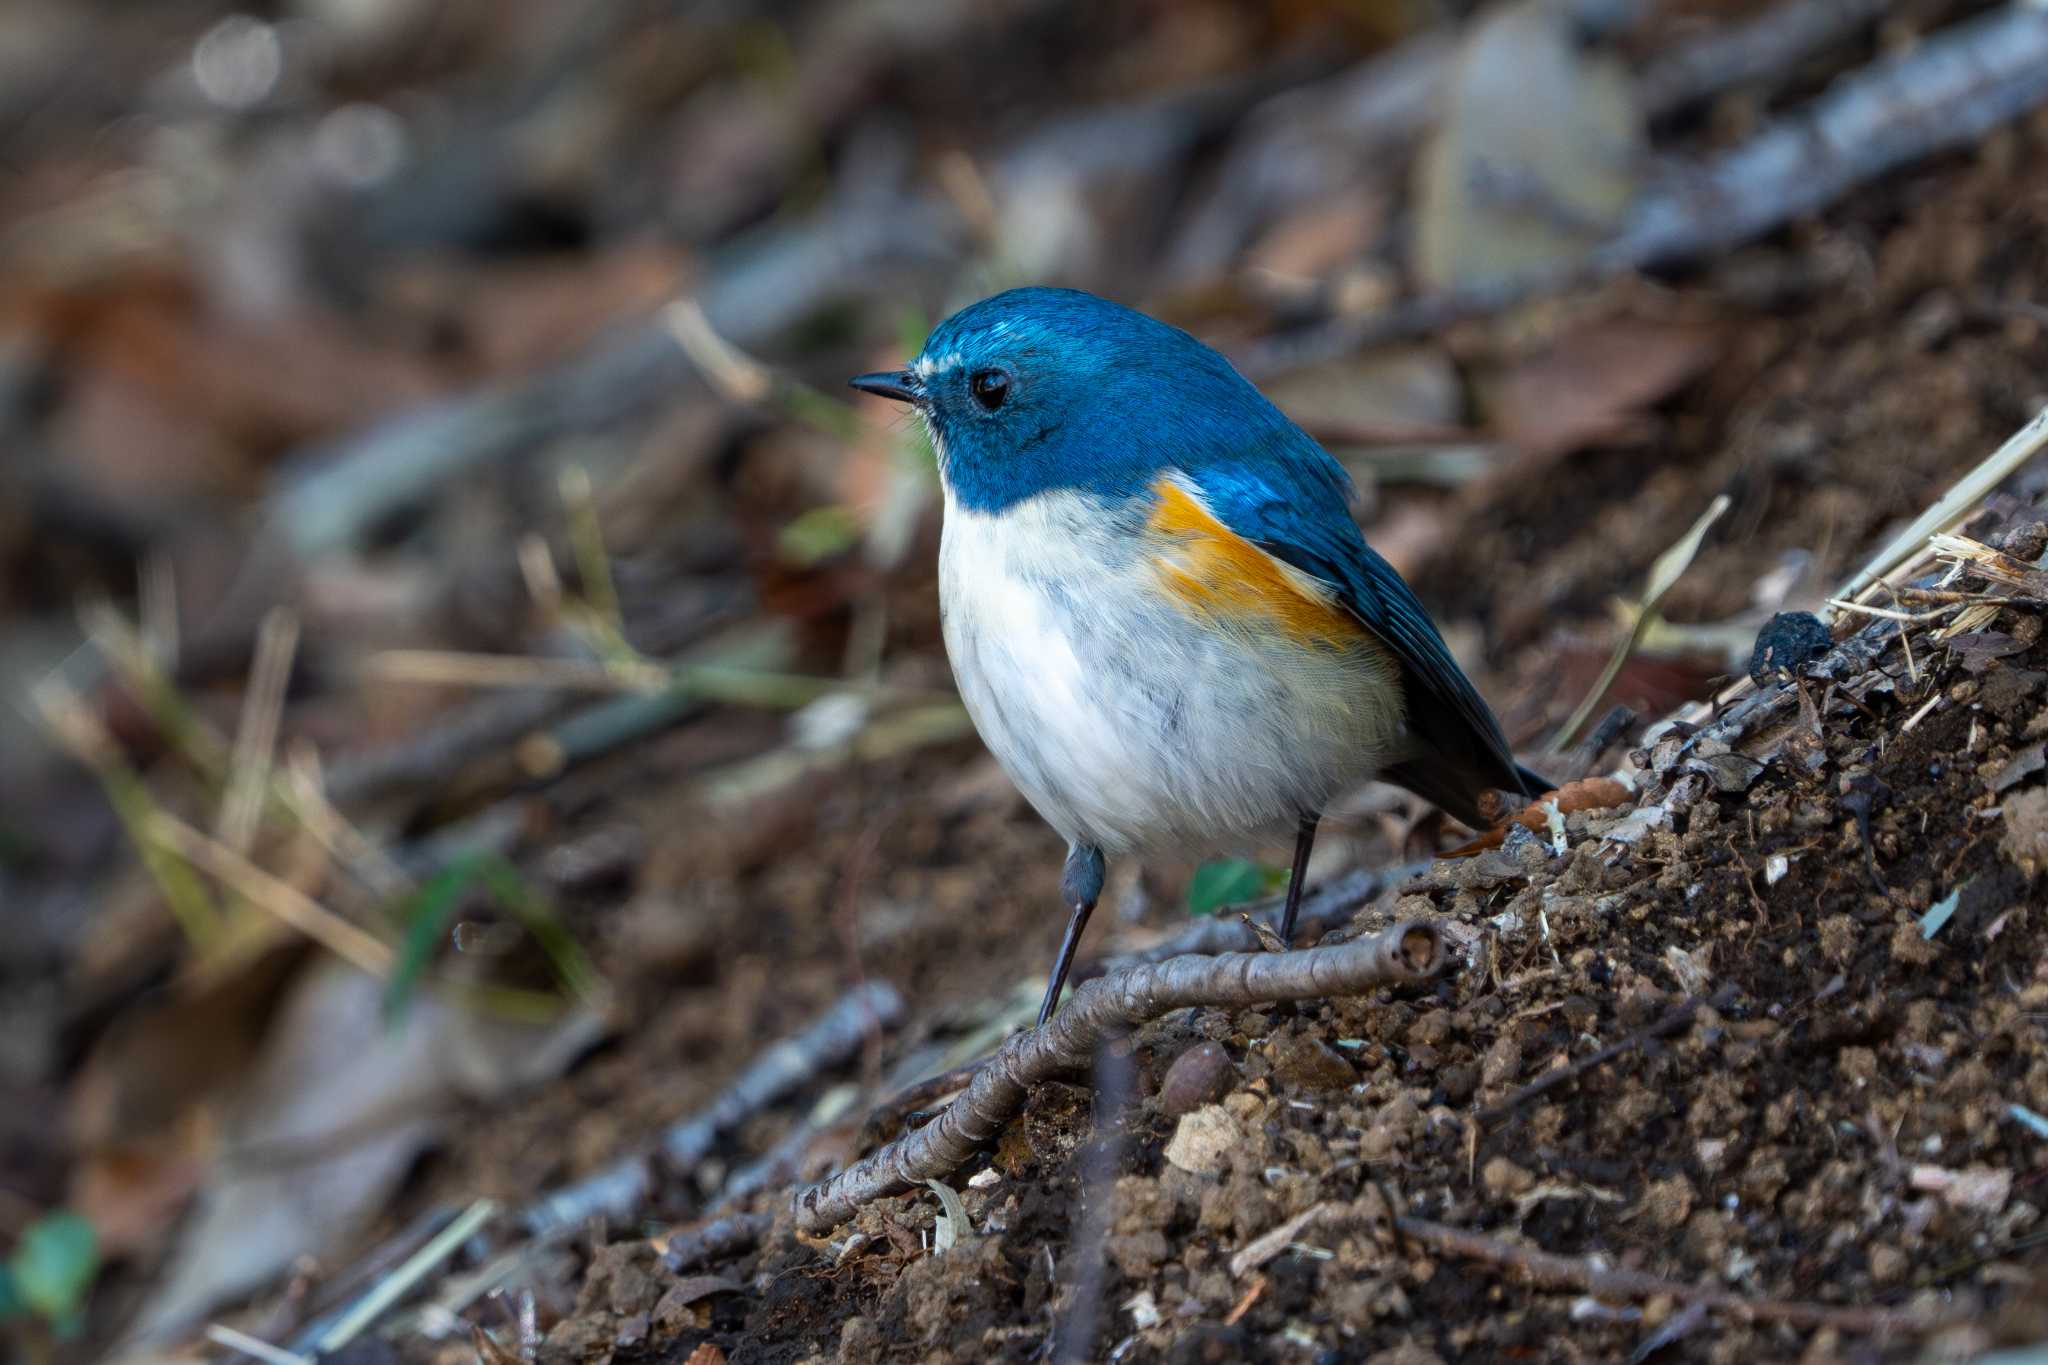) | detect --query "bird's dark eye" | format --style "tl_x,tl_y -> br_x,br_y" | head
969,368 -> 1010,411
